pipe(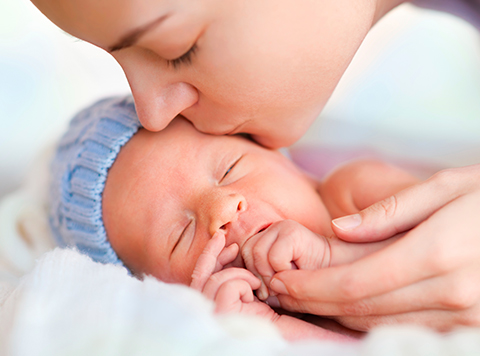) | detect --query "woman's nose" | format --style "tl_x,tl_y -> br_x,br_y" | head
207,193 -> 247,237
118,52 -> 199,131
132,82 -> 198,131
